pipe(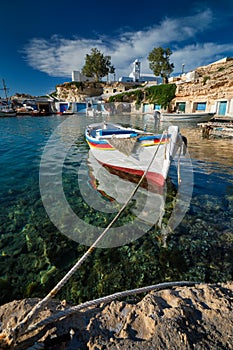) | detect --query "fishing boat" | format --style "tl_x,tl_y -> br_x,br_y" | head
160,112 -> 215,122
0,105 -> 17,117
0,79 -> 16,117
85,122 -> 185,187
